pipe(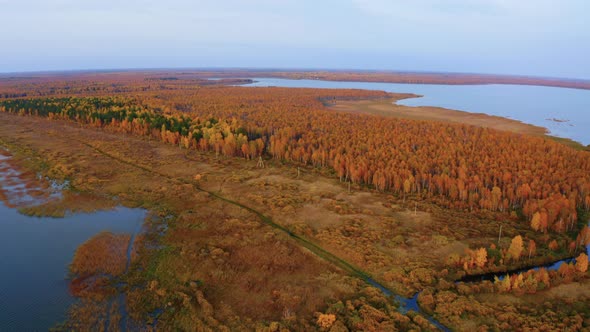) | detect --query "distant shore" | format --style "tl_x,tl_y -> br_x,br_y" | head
3,69 -> 590,91
189,69 -> 590,91
1,69 -> 587,150
328,95 -> 588,150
